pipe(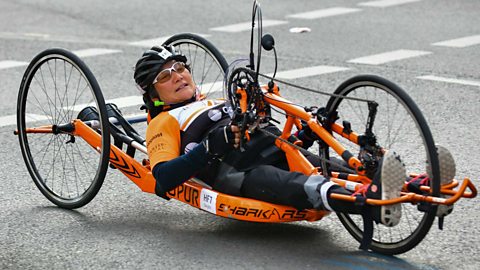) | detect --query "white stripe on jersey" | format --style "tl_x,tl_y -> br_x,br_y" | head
168,100 -> 224,131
